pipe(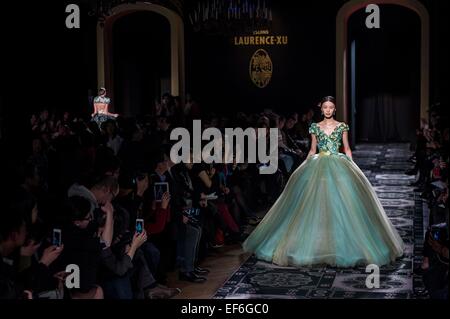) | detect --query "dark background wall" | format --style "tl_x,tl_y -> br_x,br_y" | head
0,0 -> 448,139
185,0 -> 344,115
0,0 -> 97,142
